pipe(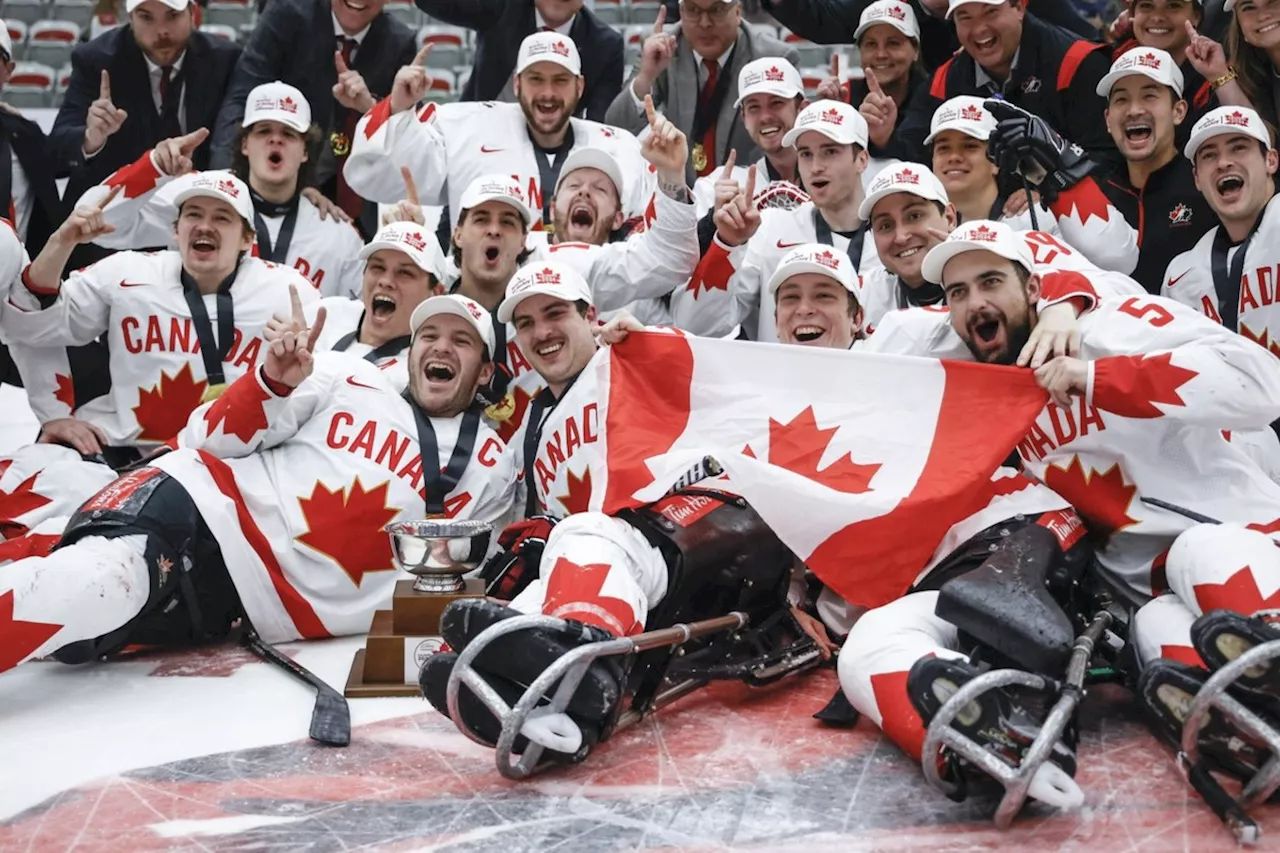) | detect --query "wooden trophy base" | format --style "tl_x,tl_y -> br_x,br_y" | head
344,577 -> 485,698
